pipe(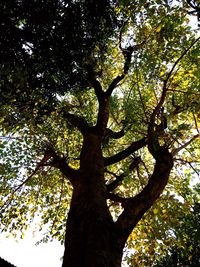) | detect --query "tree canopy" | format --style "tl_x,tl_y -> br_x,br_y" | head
0,0 -> 200,266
